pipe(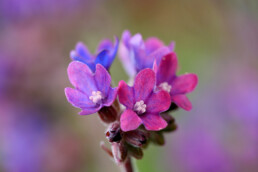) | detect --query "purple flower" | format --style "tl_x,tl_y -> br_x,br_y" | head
118,68 -> 171,131
70,37 -> 119,72
118,30 -> 175,77
153,52 -> 198,111
65,61 -> 117,115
